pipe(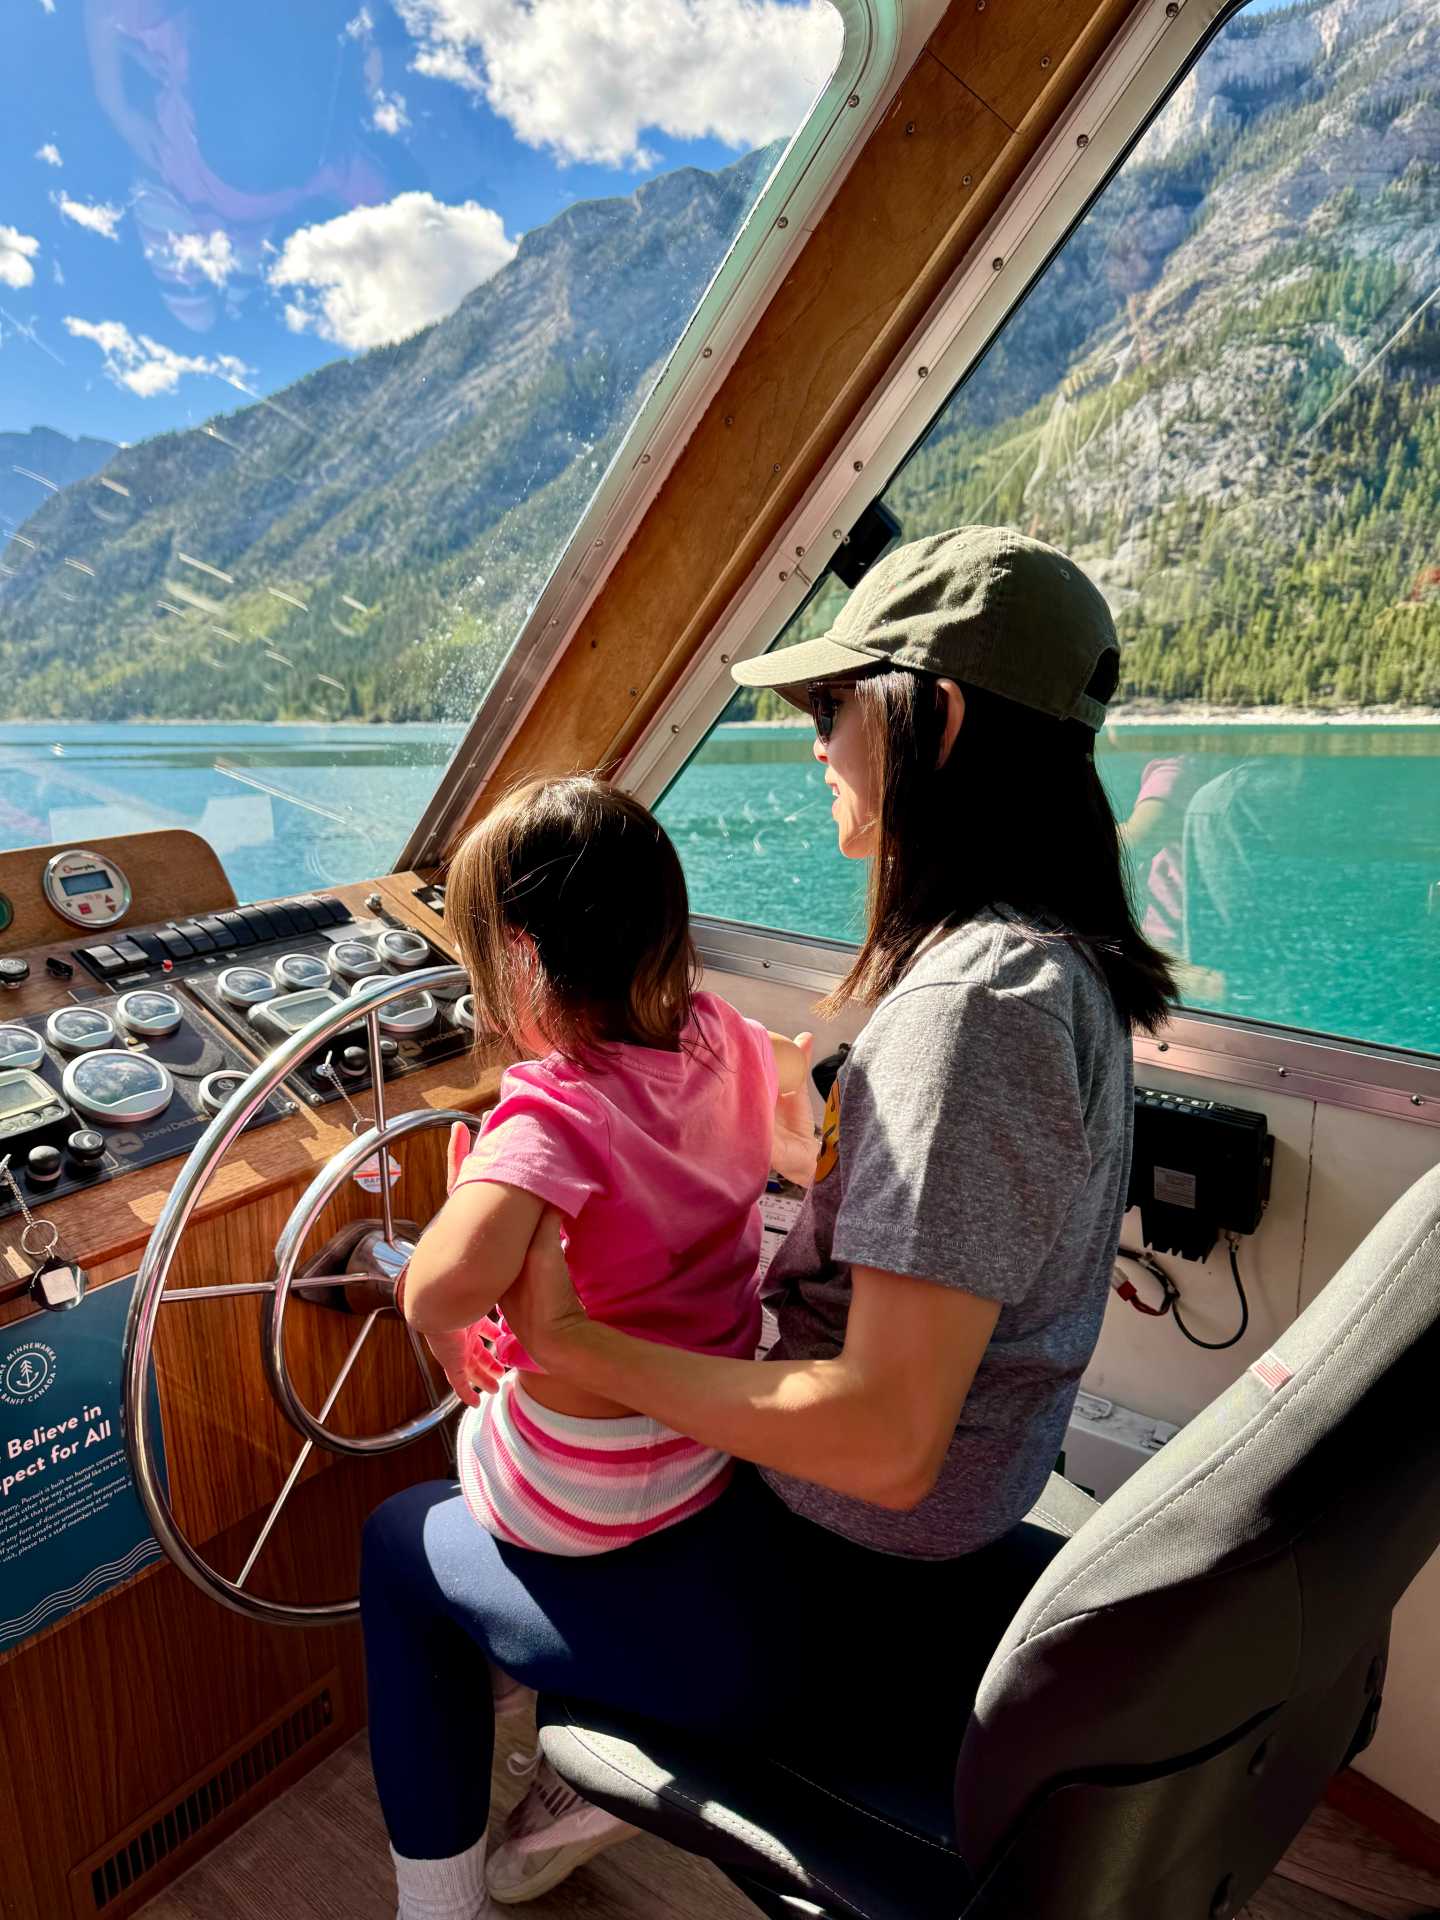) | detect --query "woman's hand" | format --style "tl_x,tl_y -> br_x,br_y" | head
496,1208 -> 590,1371
424,1317 -> 505,1407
